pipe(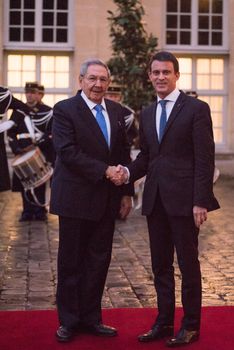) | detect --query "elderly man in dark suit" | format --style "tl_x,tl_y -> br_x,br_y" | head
111,51 -> 220,347
50,58 -> 134,343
